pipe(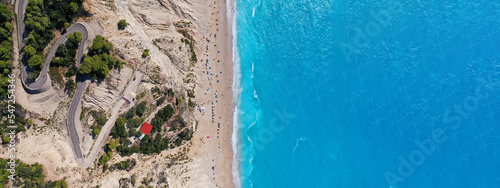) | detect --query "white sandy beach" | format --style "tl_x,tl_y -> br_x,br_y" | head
191,0 -> 236,186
